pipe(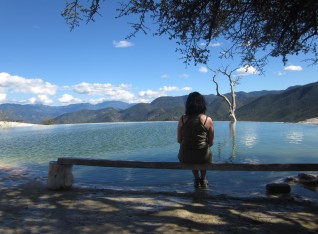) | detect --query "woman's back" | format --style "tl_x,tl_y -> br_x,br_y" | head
181,114 -> 209,150
178,114 -> 212,164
